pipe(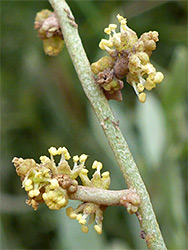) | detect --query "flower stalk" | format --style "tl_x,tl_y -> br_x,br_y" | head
70,186 -> 139,207
48,0 -> 167,249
